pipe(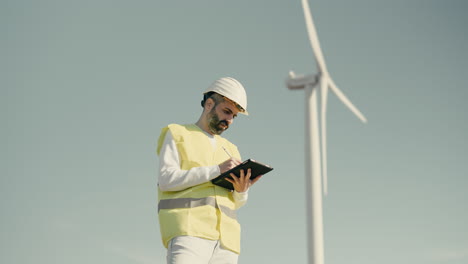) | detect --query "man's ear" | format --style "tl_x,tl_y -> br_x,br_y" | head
205,98 -> 215,111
